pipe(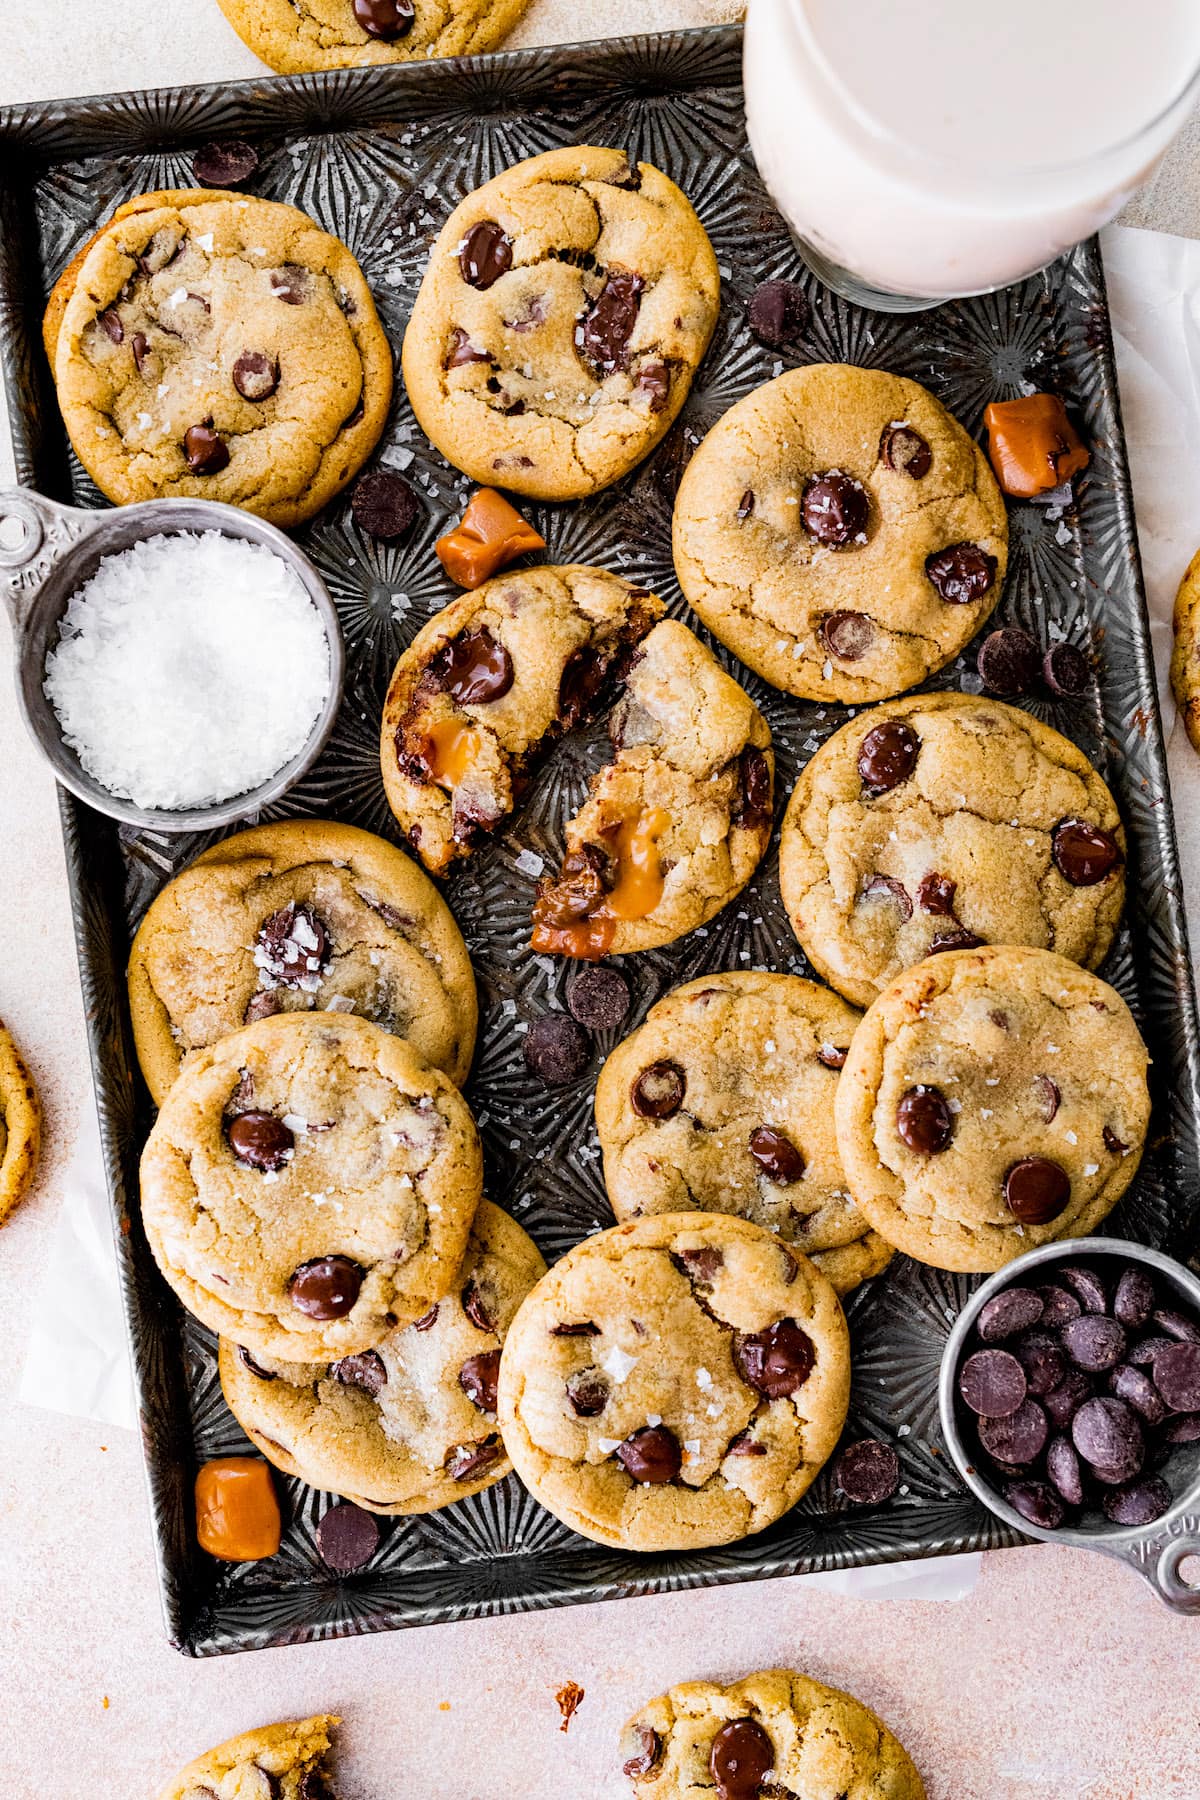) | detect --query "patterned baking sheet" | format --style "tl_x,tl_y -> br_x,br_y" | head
1,24 -> 1197,1656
